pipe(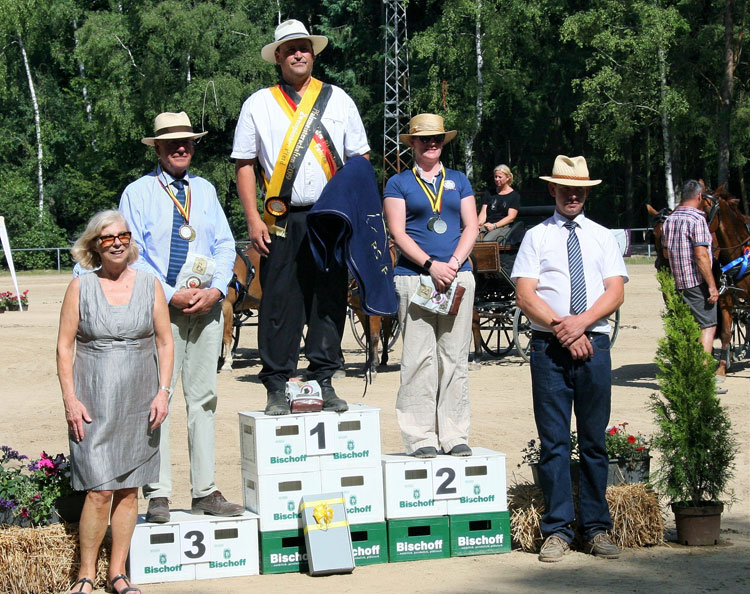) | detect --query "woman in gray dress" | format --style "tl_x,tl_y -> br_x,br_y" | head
57,210 -> 173,594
